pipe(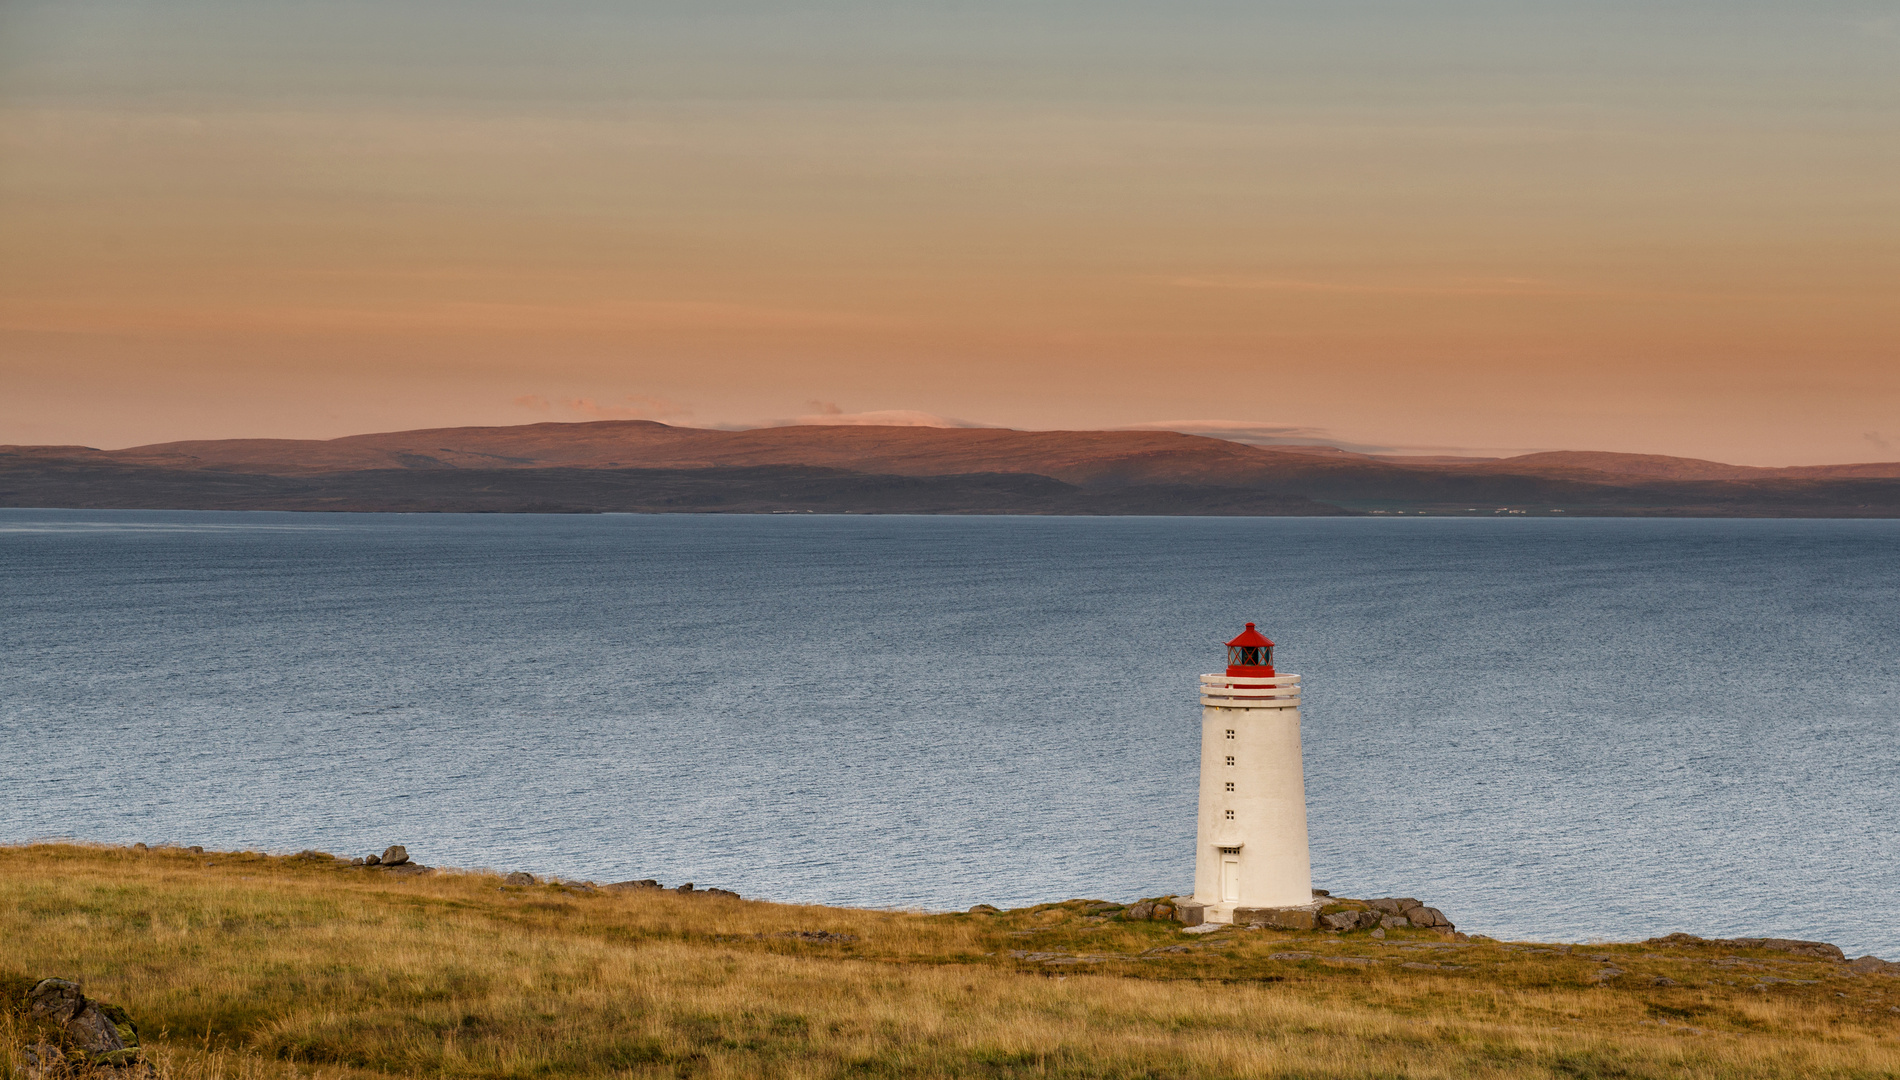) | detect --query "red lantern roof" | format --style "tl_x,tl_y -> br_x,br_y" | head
1226,622 -> 1274,648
